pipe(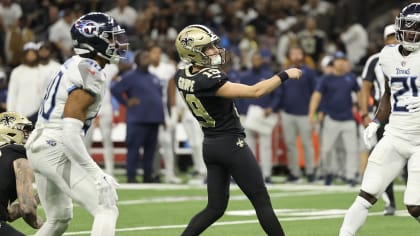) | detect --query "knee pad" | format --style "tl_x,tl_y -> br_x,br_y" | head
407,205 -> 420,220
